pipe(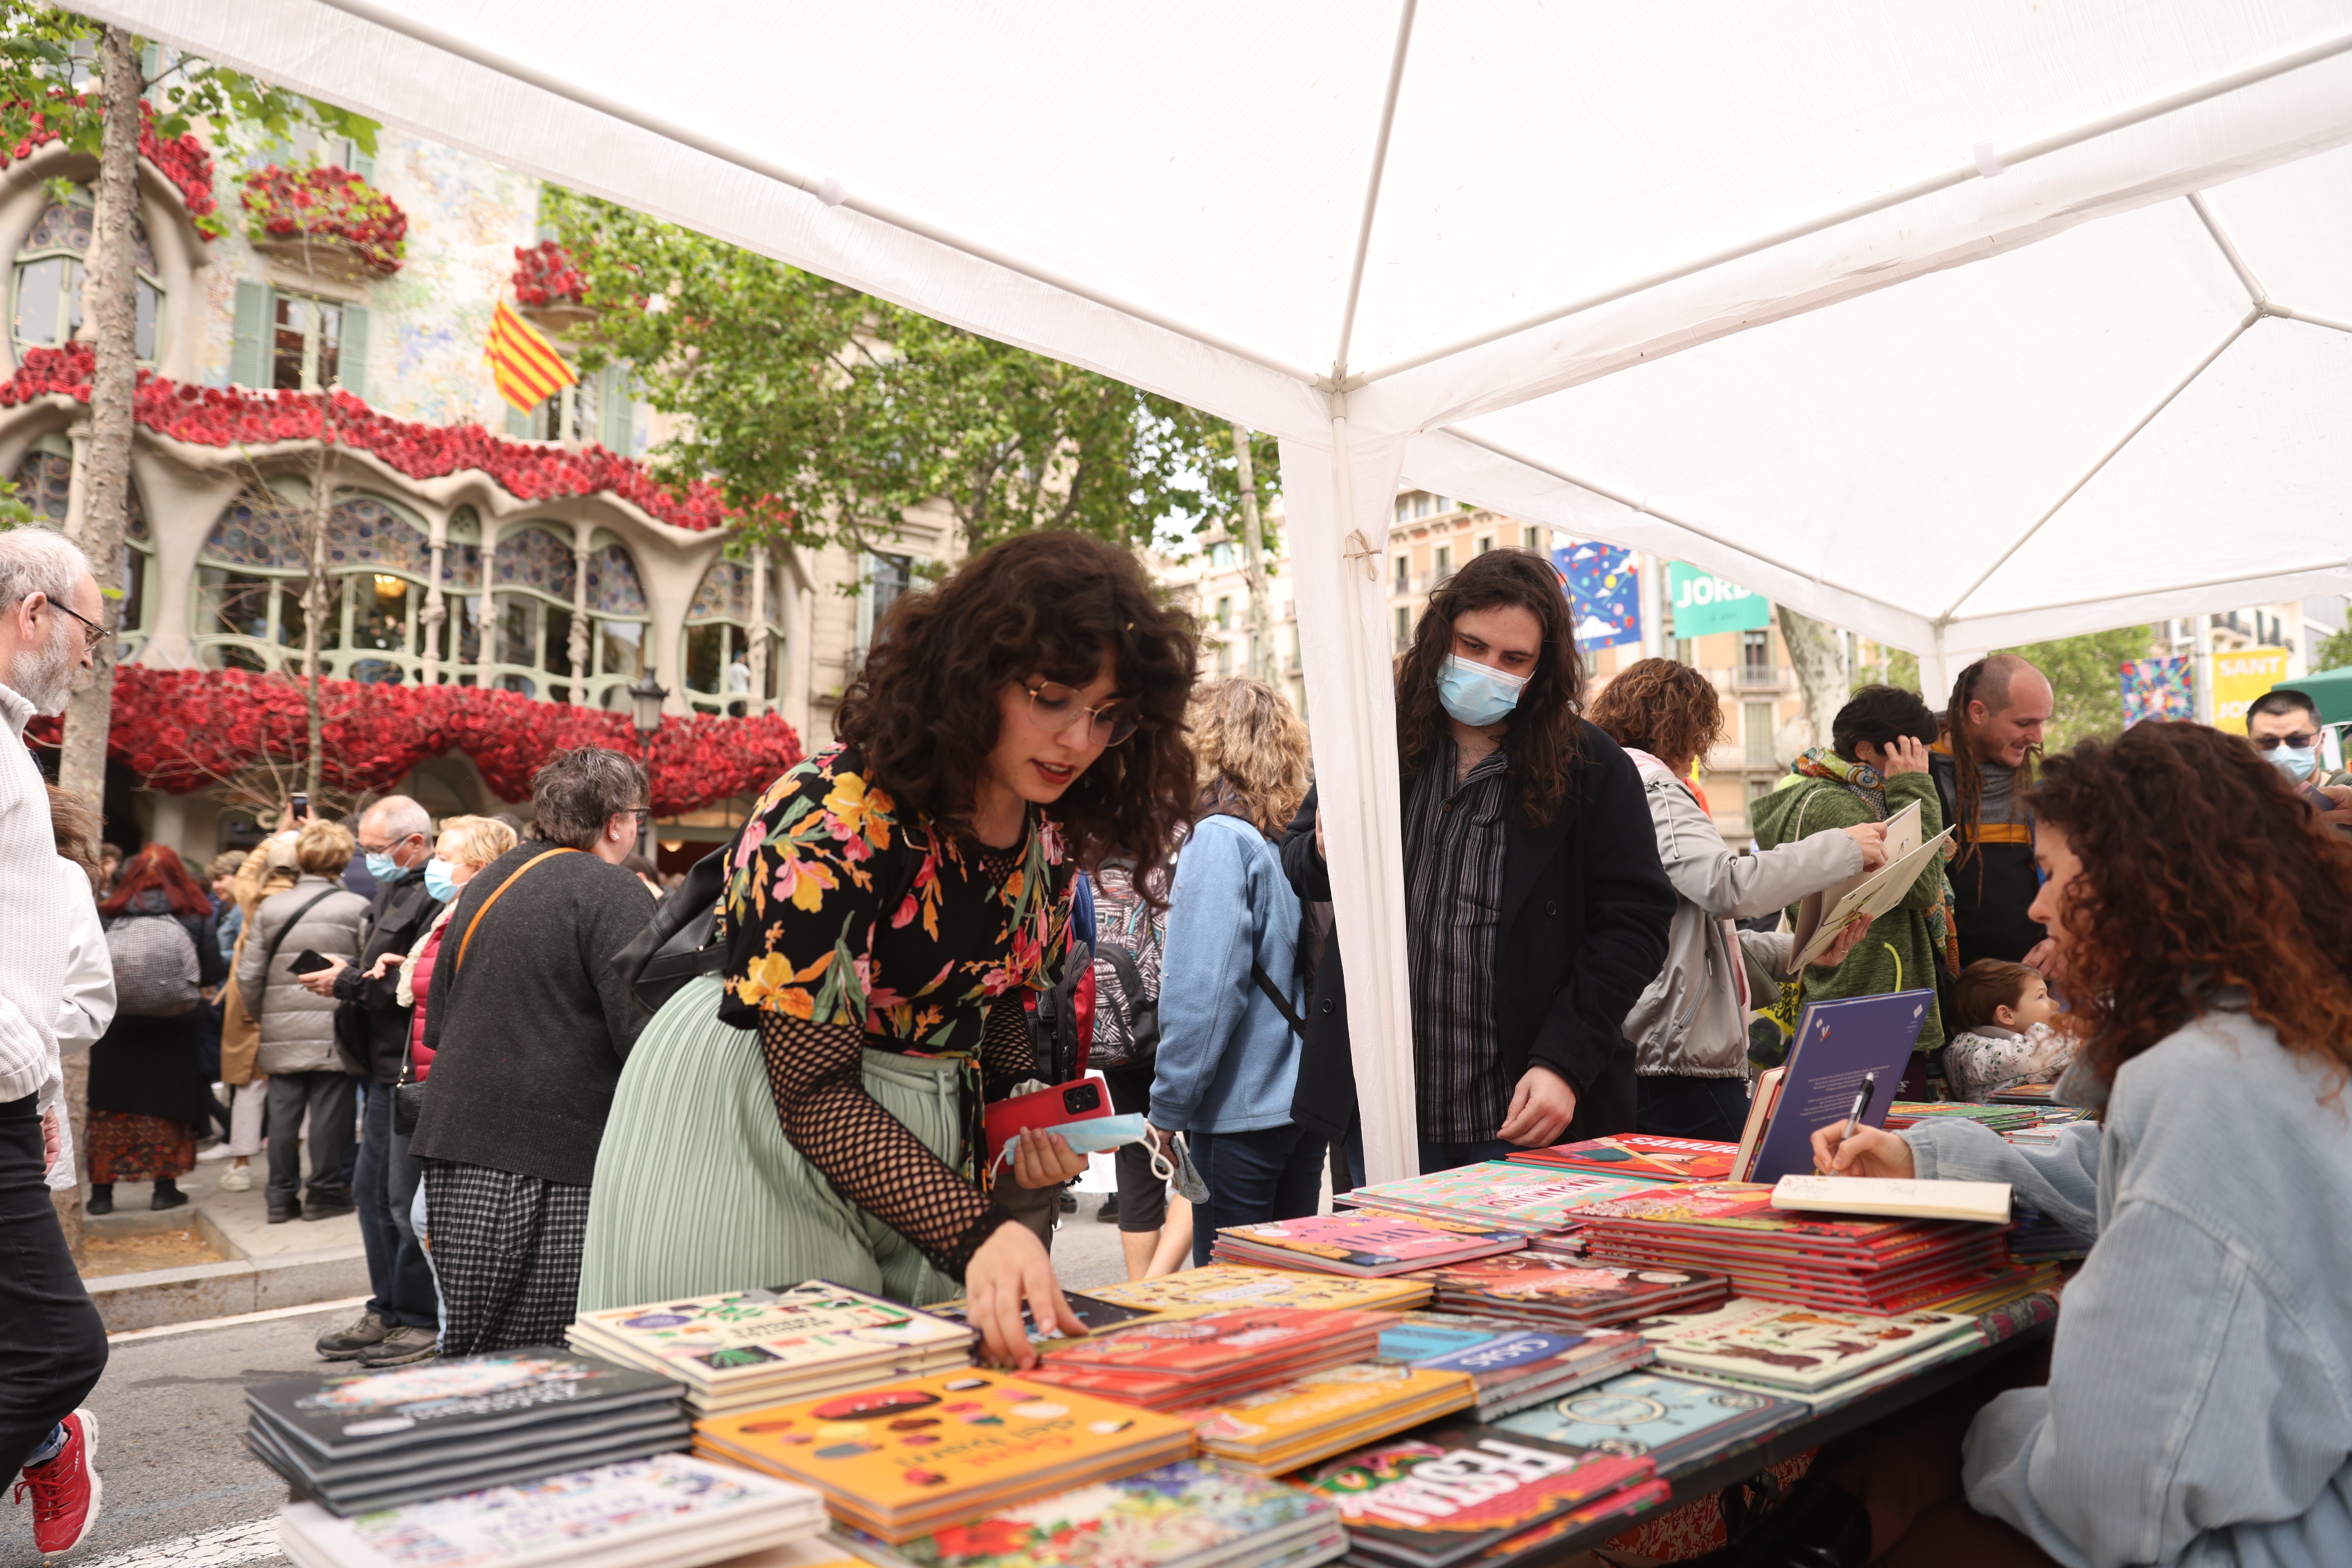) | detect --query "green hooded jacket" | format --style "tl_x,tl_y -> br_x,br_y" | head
1747,765 -> 1948,1051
